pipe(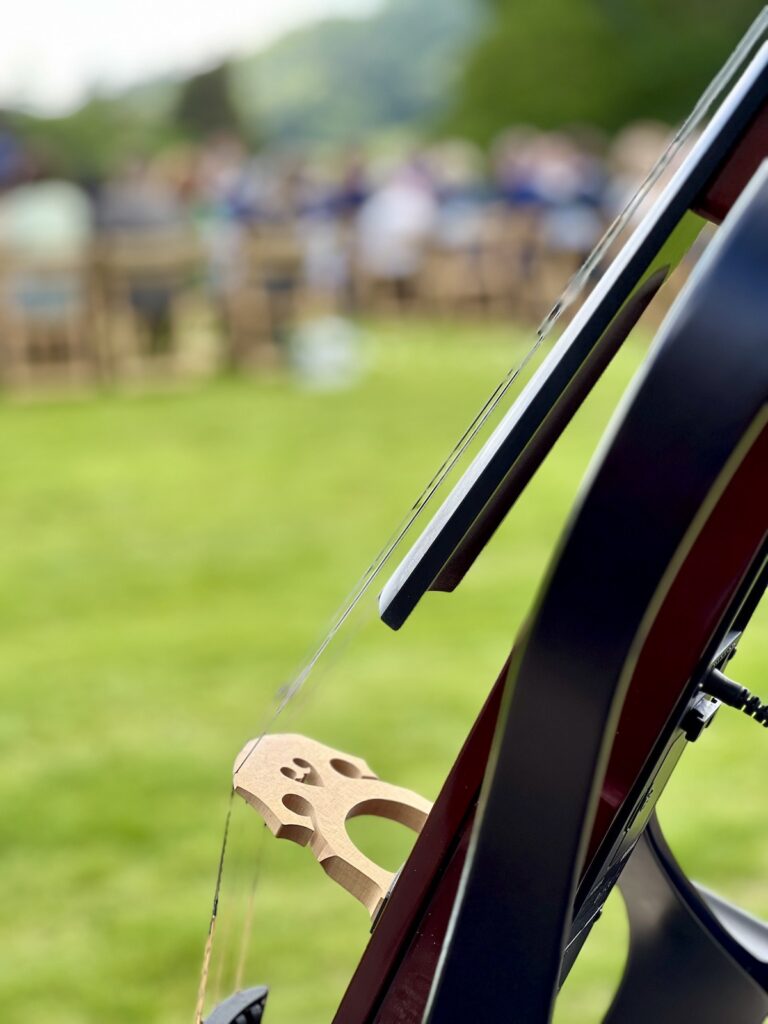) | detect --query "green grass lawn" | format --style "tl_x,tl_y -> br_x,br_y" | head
0,321 -> 765,1024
